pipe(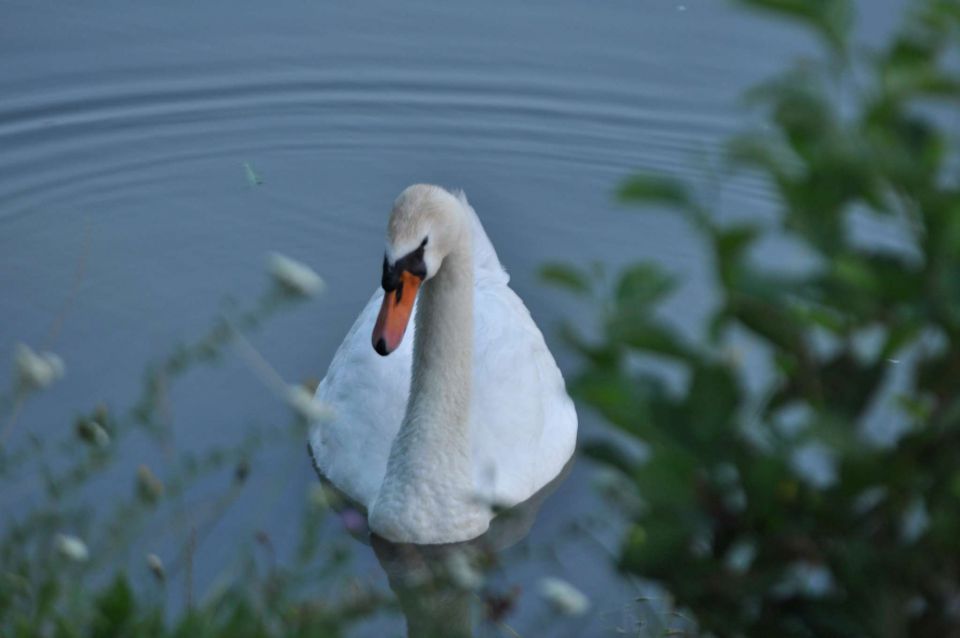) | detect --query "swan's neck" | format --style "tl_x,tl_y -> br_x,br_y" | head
371,223 -> 489,543
408,244 -> 473,442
